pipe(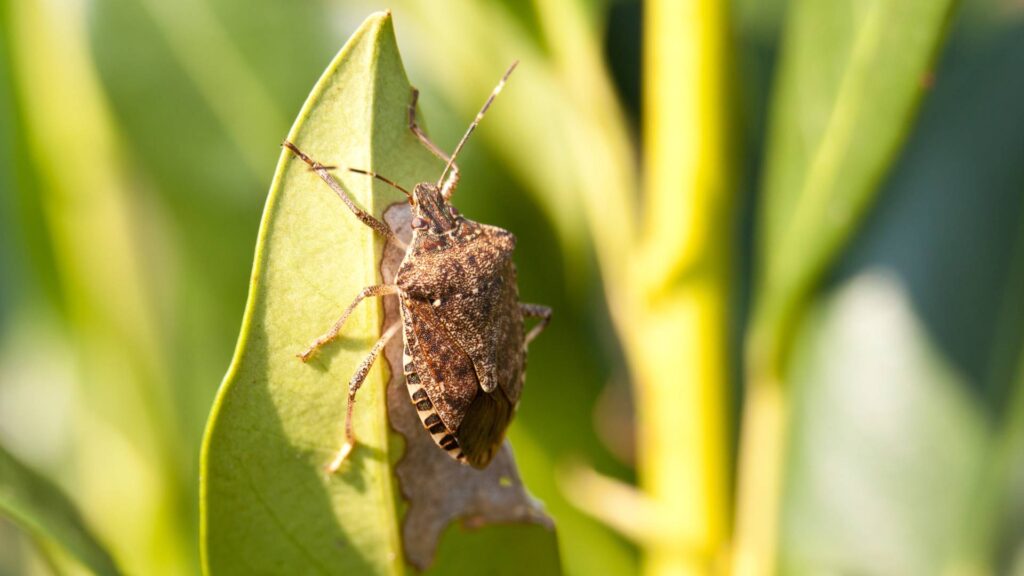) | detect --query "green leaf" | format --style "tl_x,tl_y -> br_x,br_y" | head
752,0 -> 959,366
0,444 -> 121,576
200,13 -> 417,575
781,29 -> 1024,571
734,1 -> 960,570
427,523 -> 561,576
780,274 -> 990,575
201,12 -> 560,575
